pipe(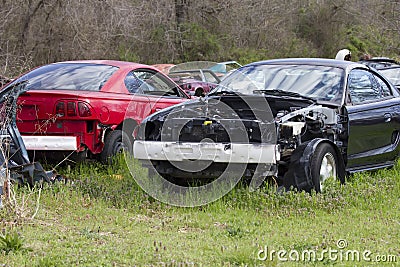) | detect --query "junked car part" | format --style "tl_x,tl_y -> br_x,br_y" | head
0,81 -> 63,207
